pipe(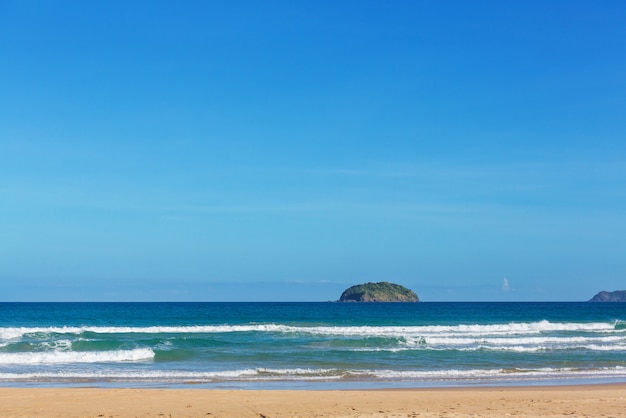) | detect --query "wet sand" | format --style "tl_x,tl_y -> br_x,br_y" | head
0,384 -> 625,417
